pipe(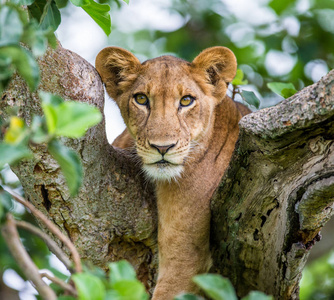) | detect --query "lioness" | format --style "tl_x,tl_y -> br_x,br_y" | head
95,46 -> 250,299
